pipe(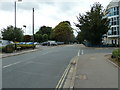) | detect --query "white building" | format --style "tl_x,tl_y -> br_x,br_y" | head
105,0 -> 120,46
